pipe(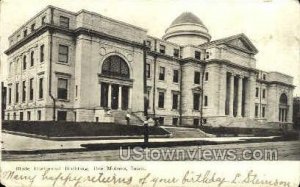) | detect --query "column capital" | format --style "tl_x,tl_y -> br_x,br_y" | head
238,75 -> 244,79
